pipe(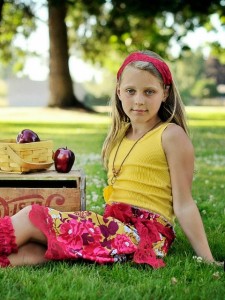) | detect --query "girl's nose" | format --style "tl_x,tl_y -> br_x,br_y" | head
134,94 -> 144,106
